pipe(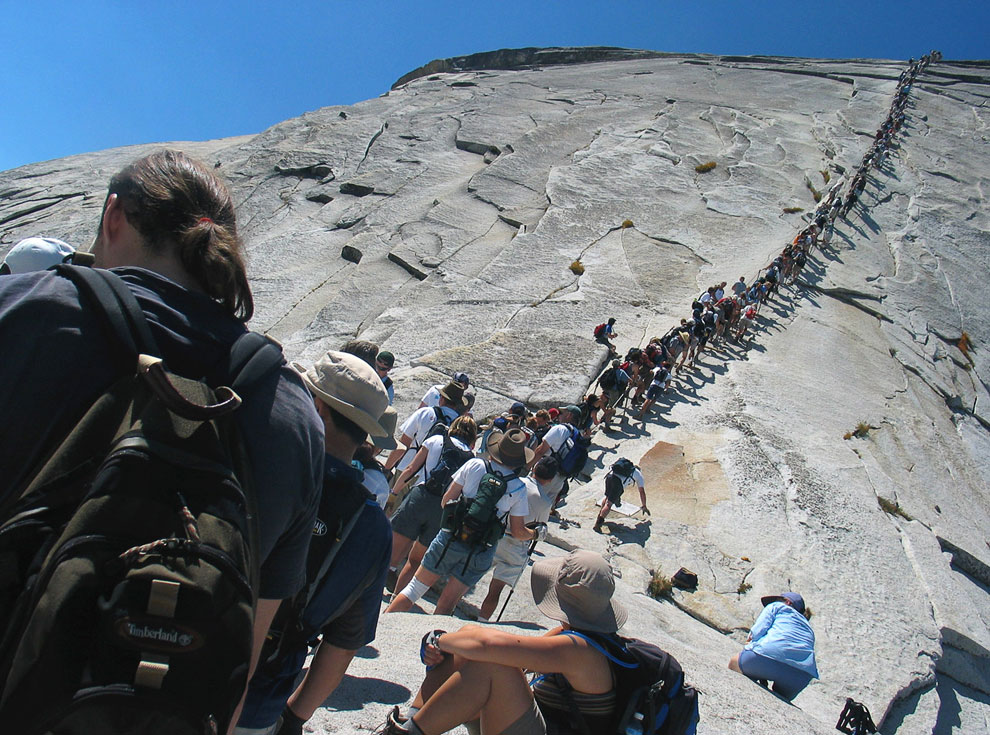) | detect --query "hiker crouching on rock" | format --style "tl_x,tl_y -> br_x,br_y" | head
729,591 -> 819,701
377,550 -> 625,735
593,458 -> 649,533
237,352 -> 392,735
386,428 -> 537,616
